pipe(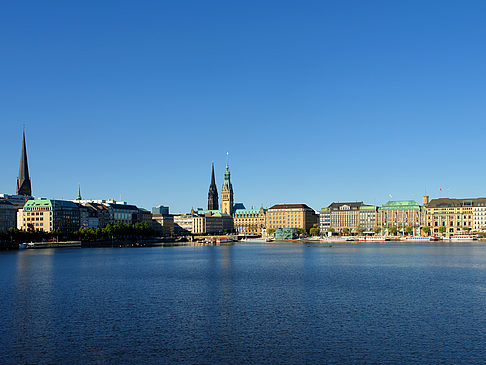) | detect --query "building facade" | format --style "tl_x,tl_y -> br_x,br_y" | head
152,205 -> 169,215
319,207 -> 331,234
359,205 -> 378,230
221,154 -> 234,215
152,214 -> 174,235
107,203 -> 140,225
377,200 -> 425,235
266,204 -> 318,233
425,198 -> 486,235
17,199 -> 80,233
473,204 -> 486,232
0,200 -> 18,232
233,207 -> 266,235
328,202 -> 363,232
